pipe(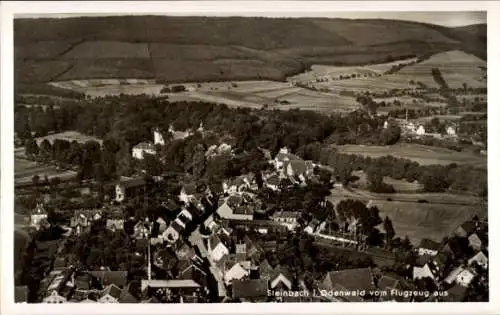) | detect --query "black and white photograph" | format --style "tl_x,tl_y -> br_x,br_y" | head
1,1 -> 498,314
